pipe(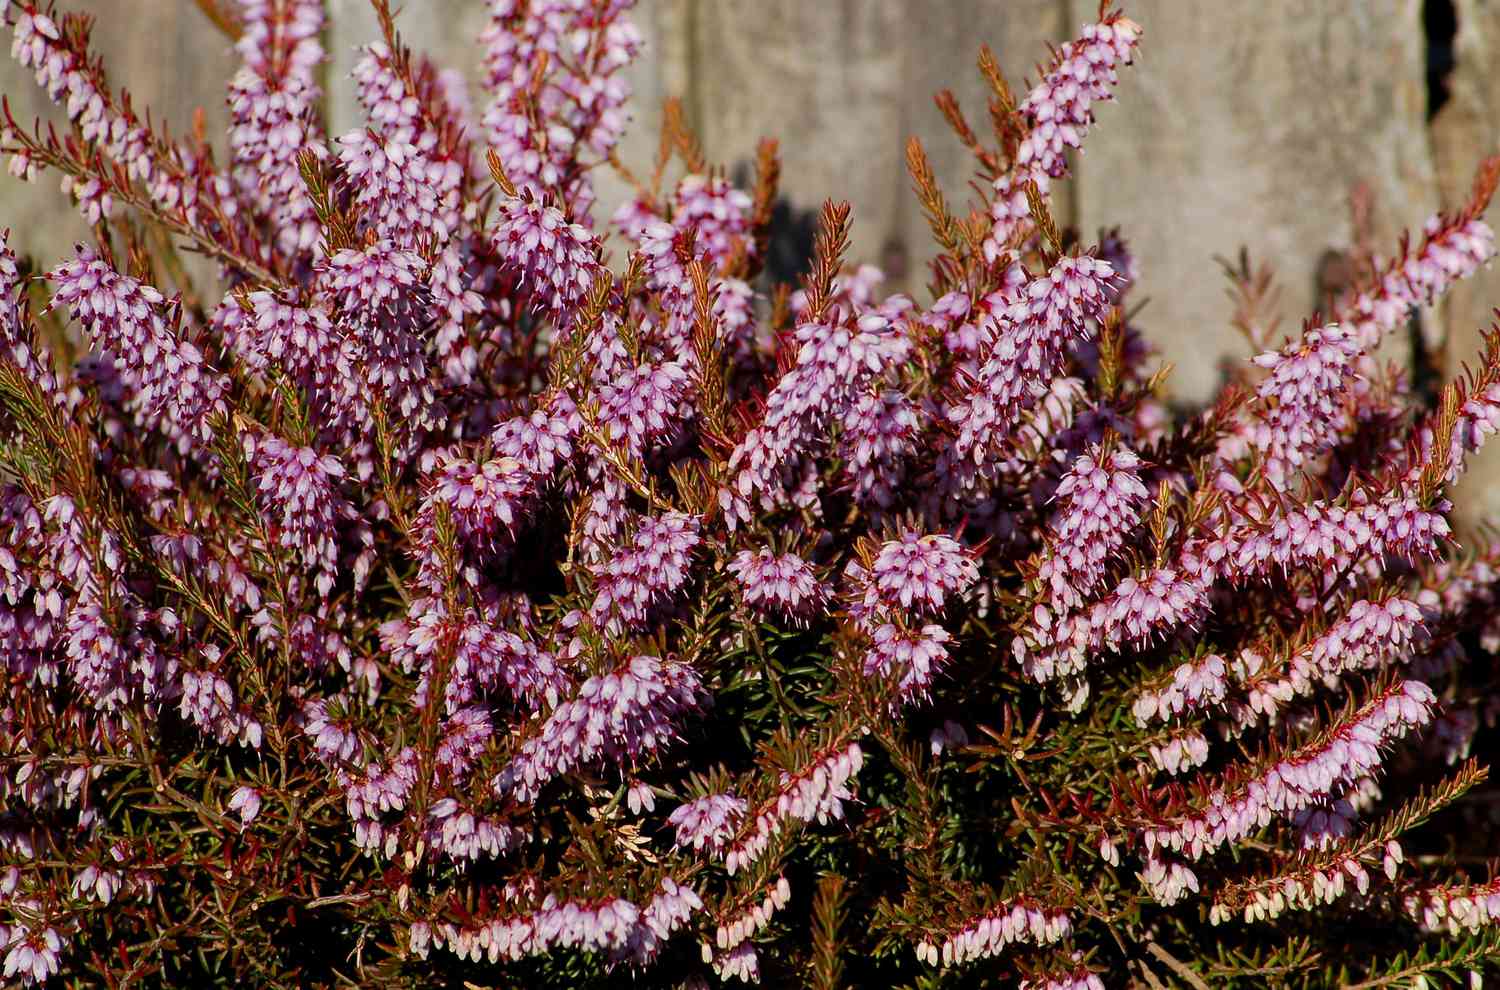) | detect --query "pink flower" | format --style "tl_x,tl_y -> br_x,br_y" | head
625,781 -> 655,815
672,174 -> 754,268
983,11 -> 1141,258
840,388 -> 919,510
712,875 -> 790,955
414,453 -> 534,585
1139,854 -> 1200,906
1227,492 -> 1449,580
710,941 -> 759,982
1246,322 -> 1363,487
320,240 -> 436,425
1147,728 -> 1209,776
228,0 -> 326,257
596,360 -> 691,457
342,41 -> 466,246
929,720 -> 969,755
180,662 -> 262,749
1021,960 -> 1106,990
2,923 -> 64,984
1340,210 -> 1496,352
479,0 -> 640,205
1405,875 -> 1500,934
301,697 -> 364,766
721,312 -> 907,528
426,796 -> 524,862
50,249 -> 229,451
1016,16 -> 1142,180
491,397 -> 579,476
723,742 -> 863,875
243,431 -> 349,596
227,785 -> 263,825
383,596 -> 569,714
941,255 -> 1119,489
1143,679 -> 1437,861
1133,653 -> 1228,725
864,622 -> 952,700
